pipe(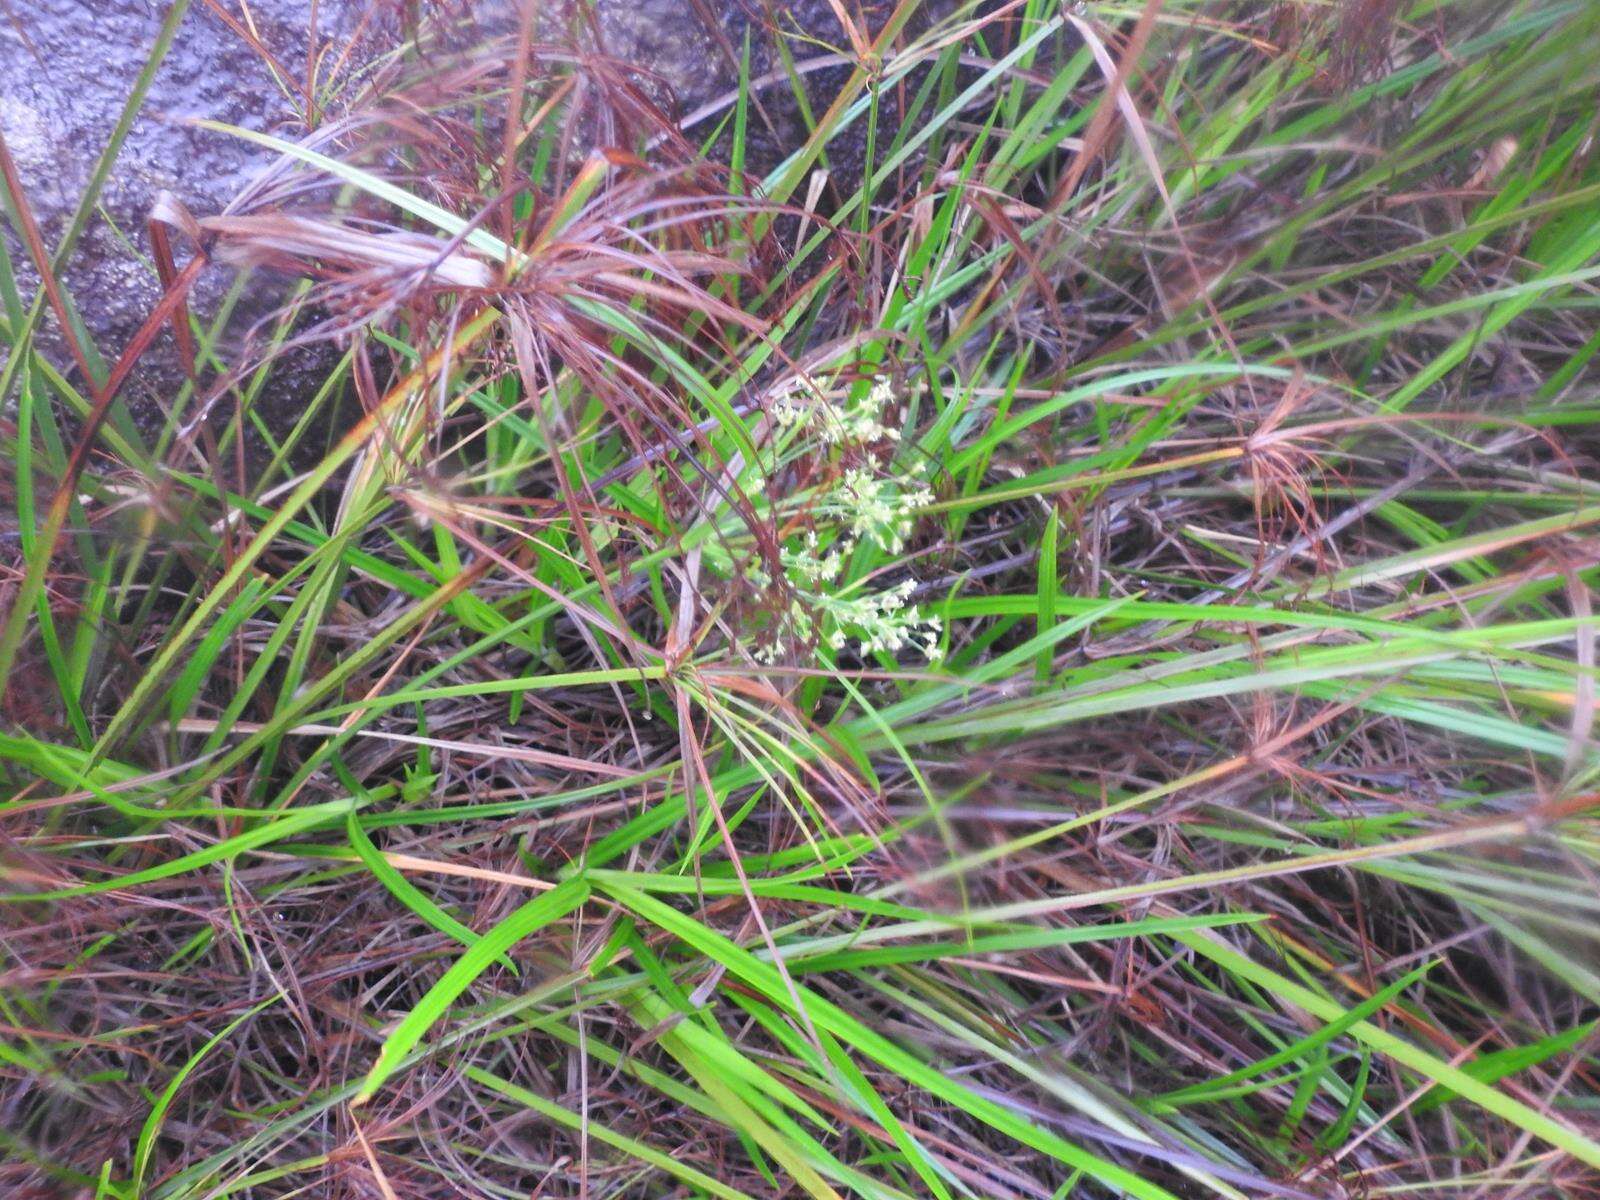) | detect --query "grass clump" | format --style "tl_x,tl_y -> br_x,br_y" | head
4,1 -> 1600,1197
